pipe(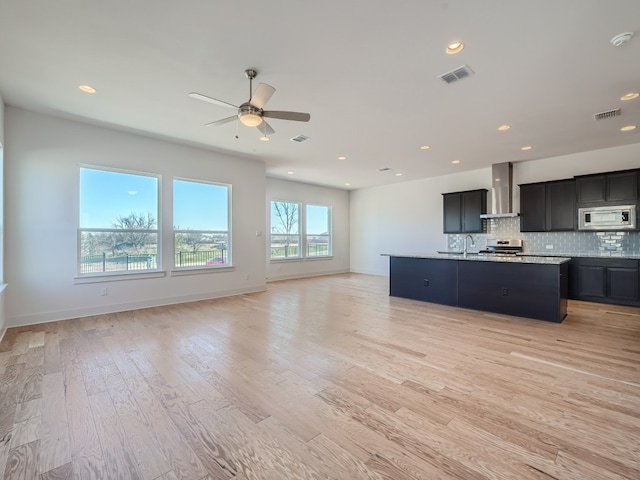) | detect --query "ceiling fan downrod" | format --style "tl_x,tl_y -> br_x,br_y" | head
245,69 -> 257,101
